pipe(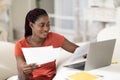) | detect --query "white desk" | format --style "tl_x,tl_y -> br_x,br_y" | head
53,59 -> 120,80
53,42 -> 120,80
